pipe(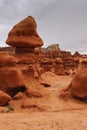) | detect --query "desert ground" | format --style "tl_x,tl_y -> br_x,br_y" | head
0,72 -> 87,130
